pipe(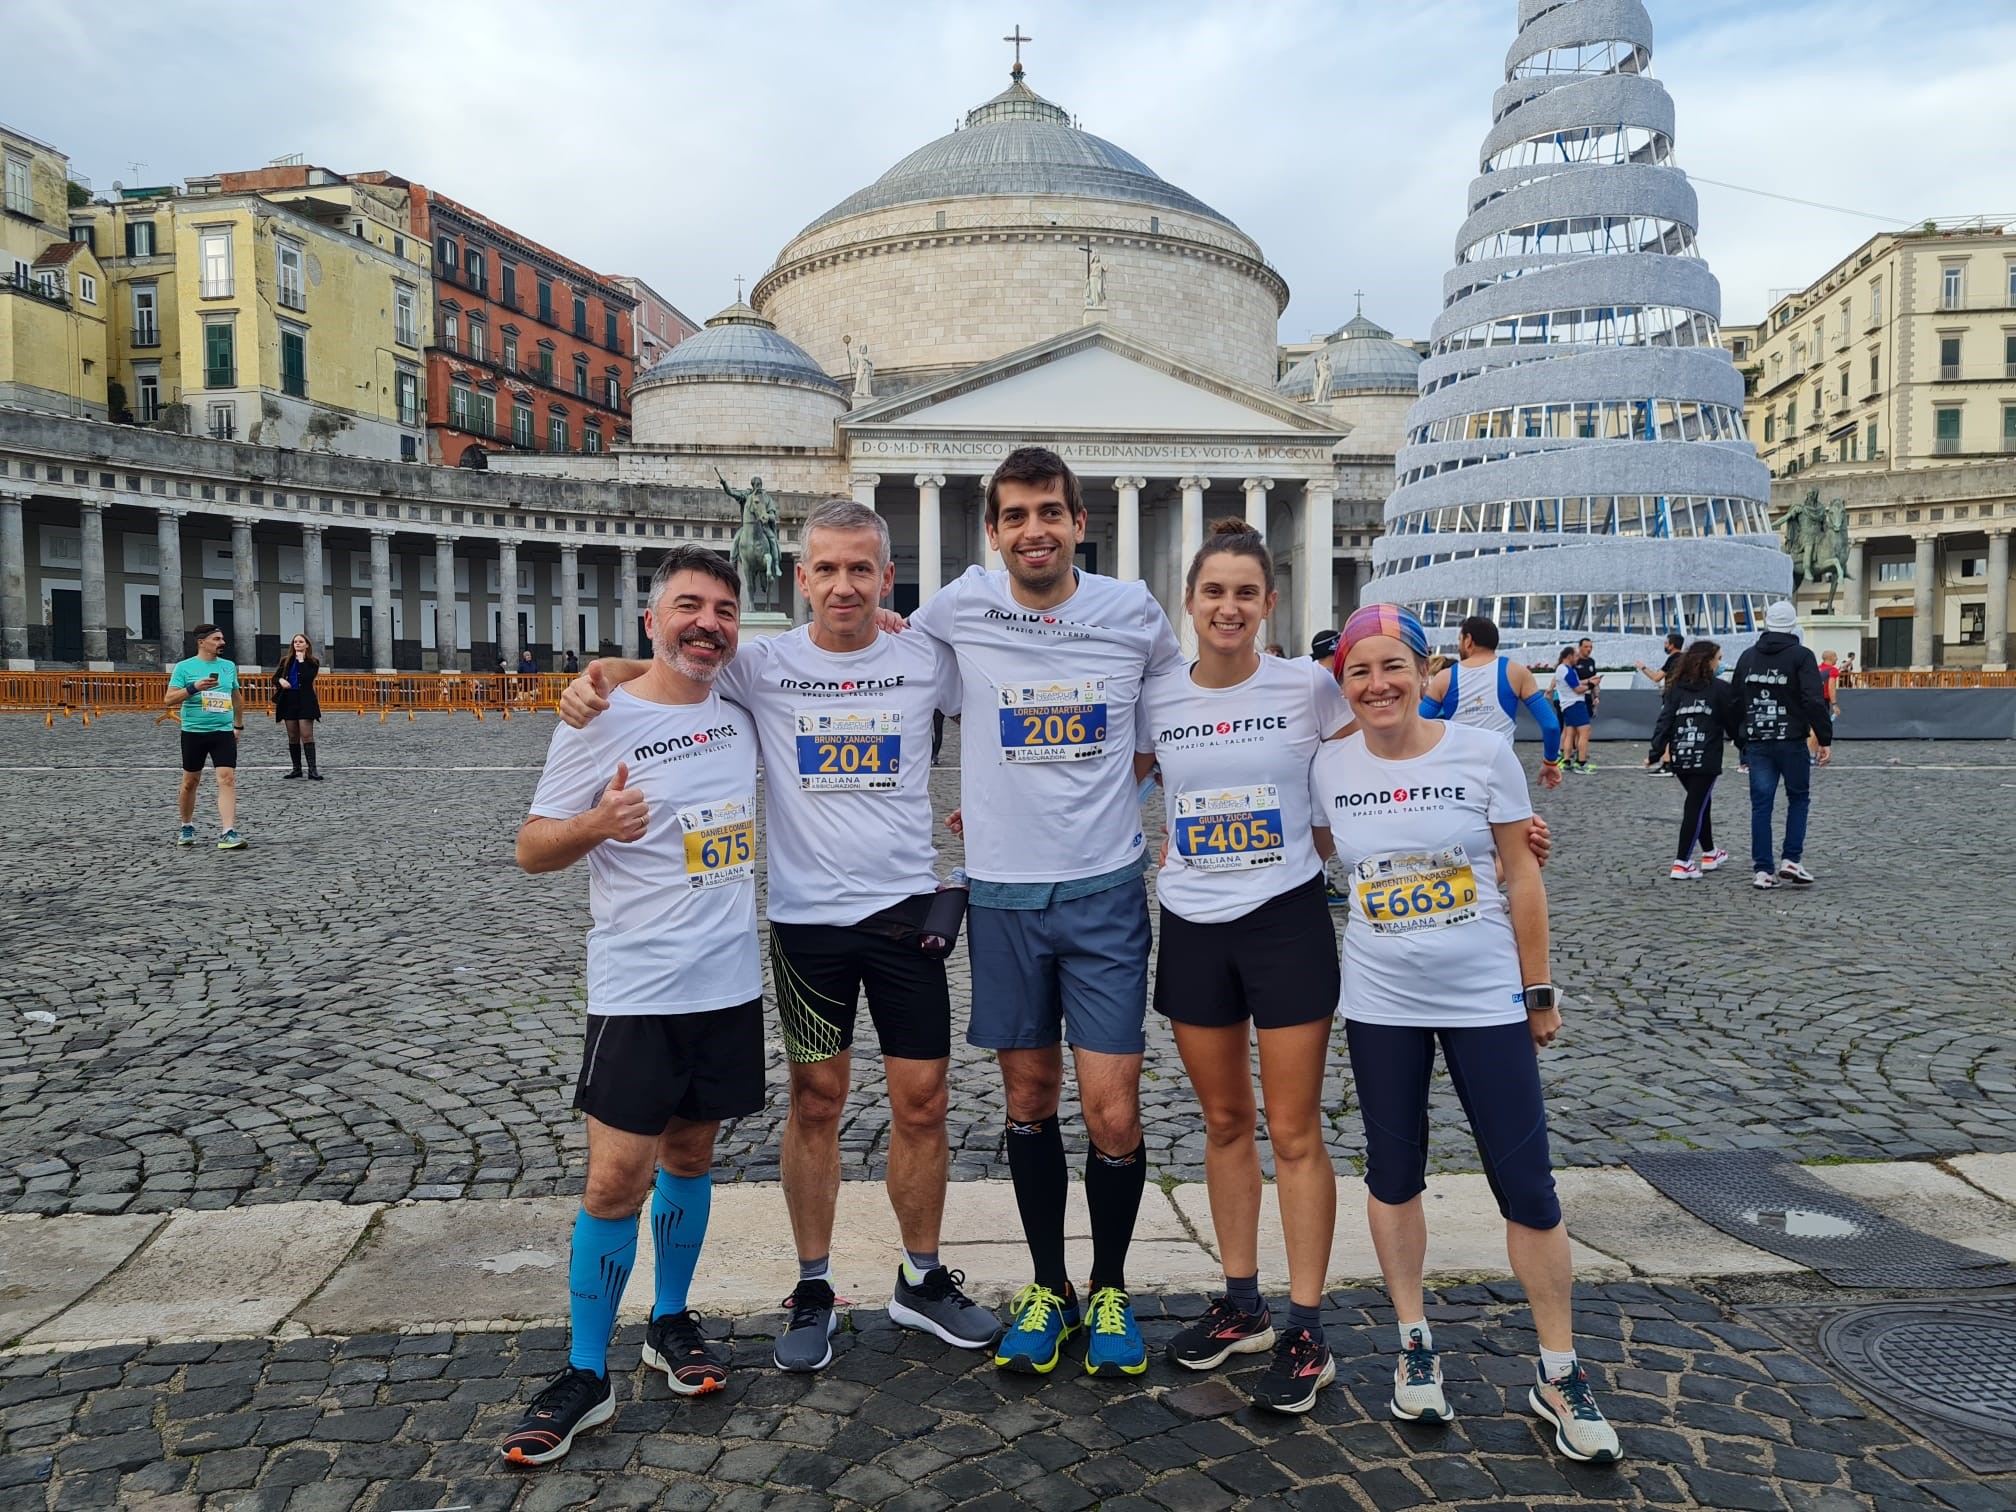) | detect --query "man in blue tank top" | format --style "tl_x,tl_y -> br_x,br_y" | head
1420,615 -> 1563,789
